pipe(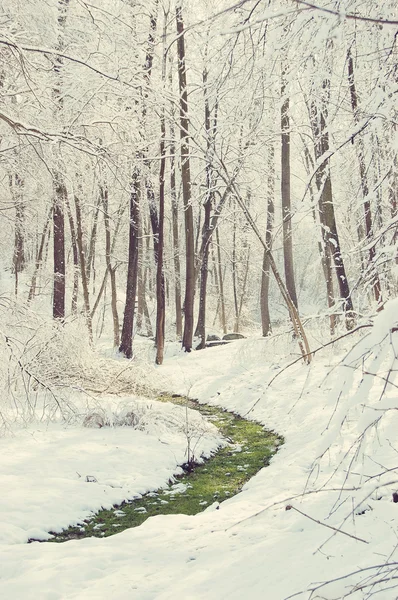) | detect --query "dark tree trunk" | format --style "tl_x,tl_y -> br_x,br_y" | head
155,111 -> 166,365
302,142 -> 336,335
155,20 -> 167,364
176,4 -> 195,352
53,174 -> 66,320
51,0 -> 70,321
195,188 -> 212,347
347,48 -> 382,303
310,85 -> 355,330
195,70 -> 217,349
119,169 -> 140,359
